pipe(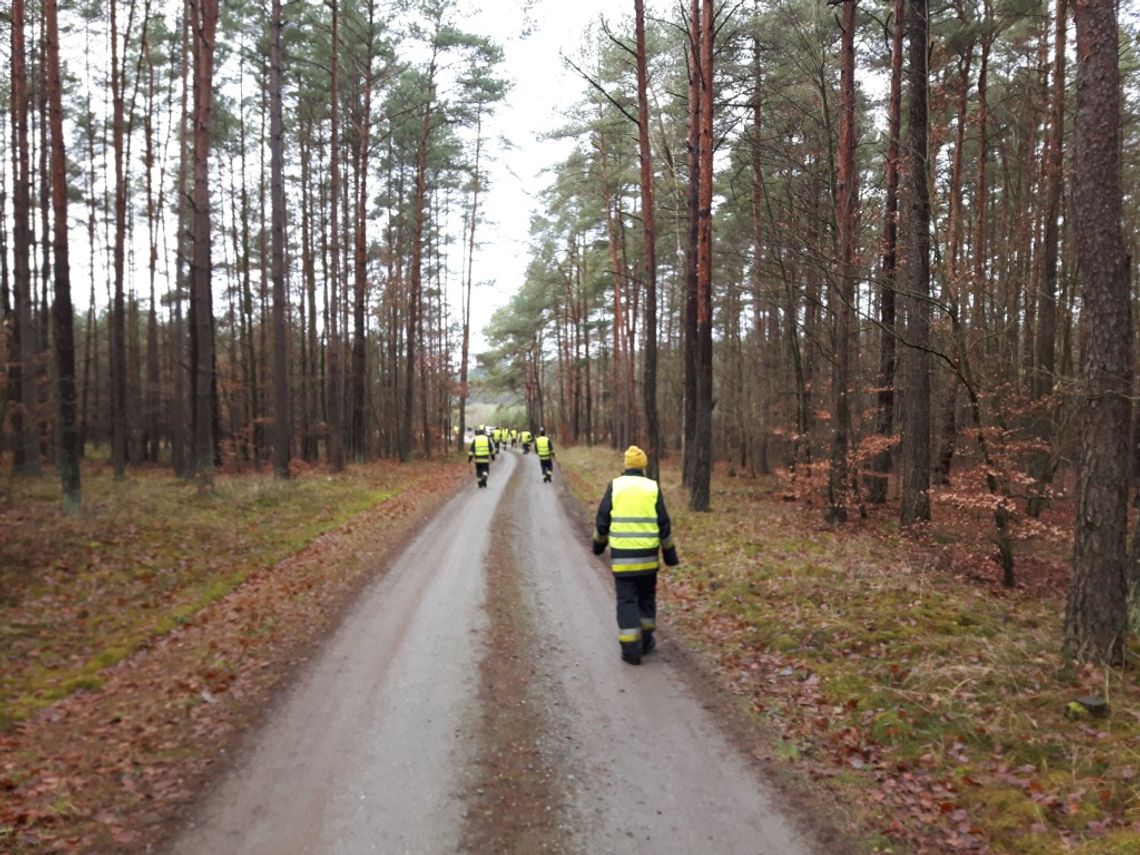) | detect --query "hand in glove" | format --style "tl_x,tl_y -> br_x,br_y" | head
663,546 -> 680,566
592,540 -> 606,556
